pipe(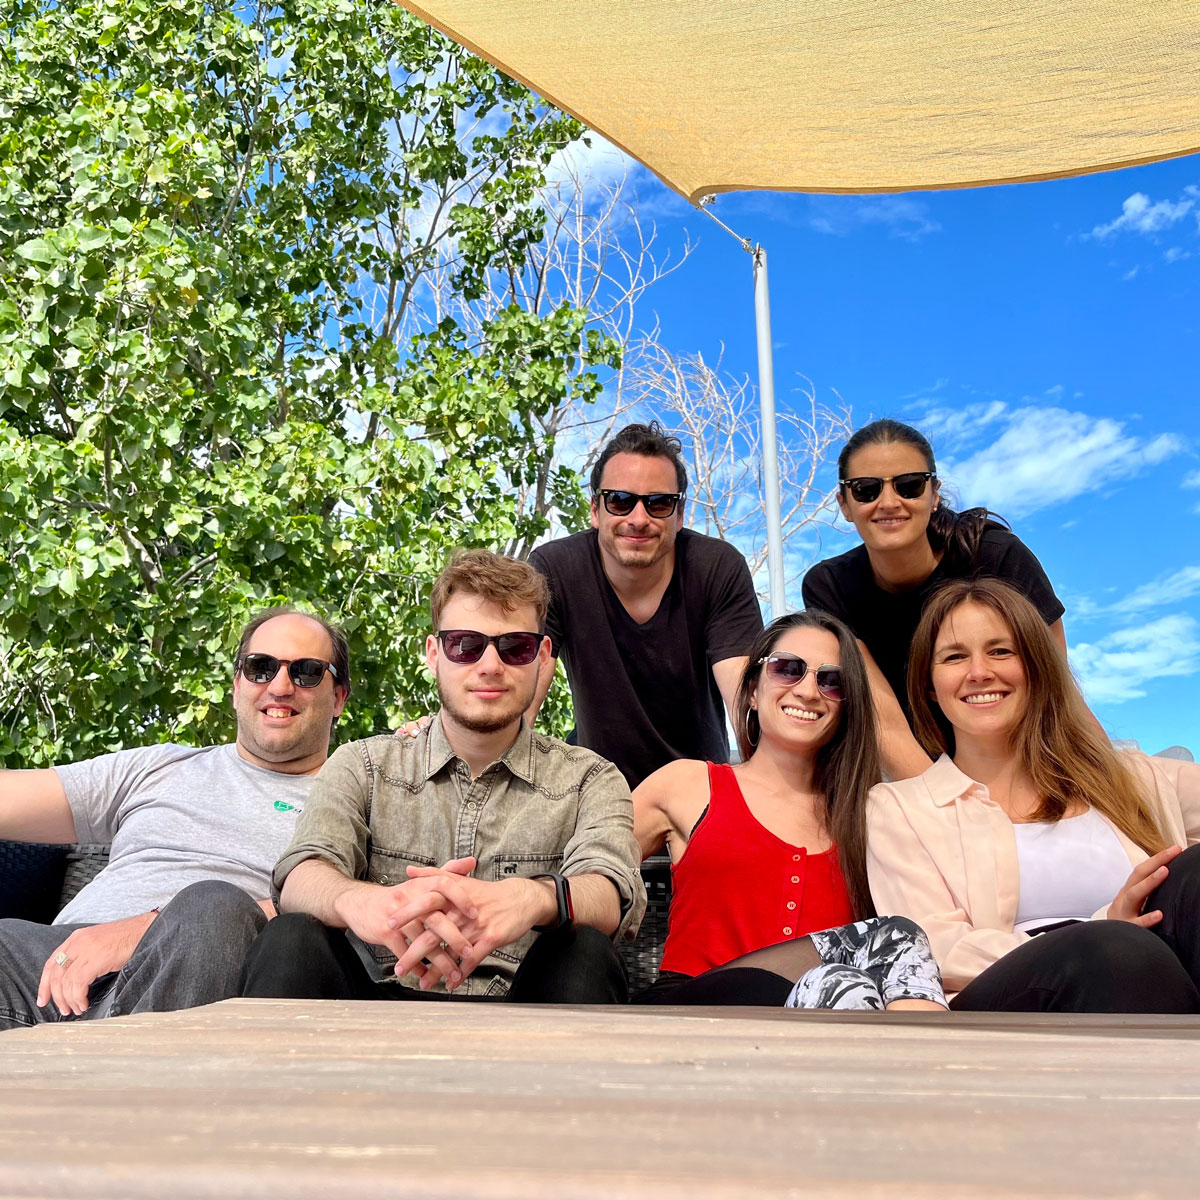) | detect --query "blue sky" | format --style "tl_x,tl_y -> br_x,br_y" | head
556,144 -> 1200,754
